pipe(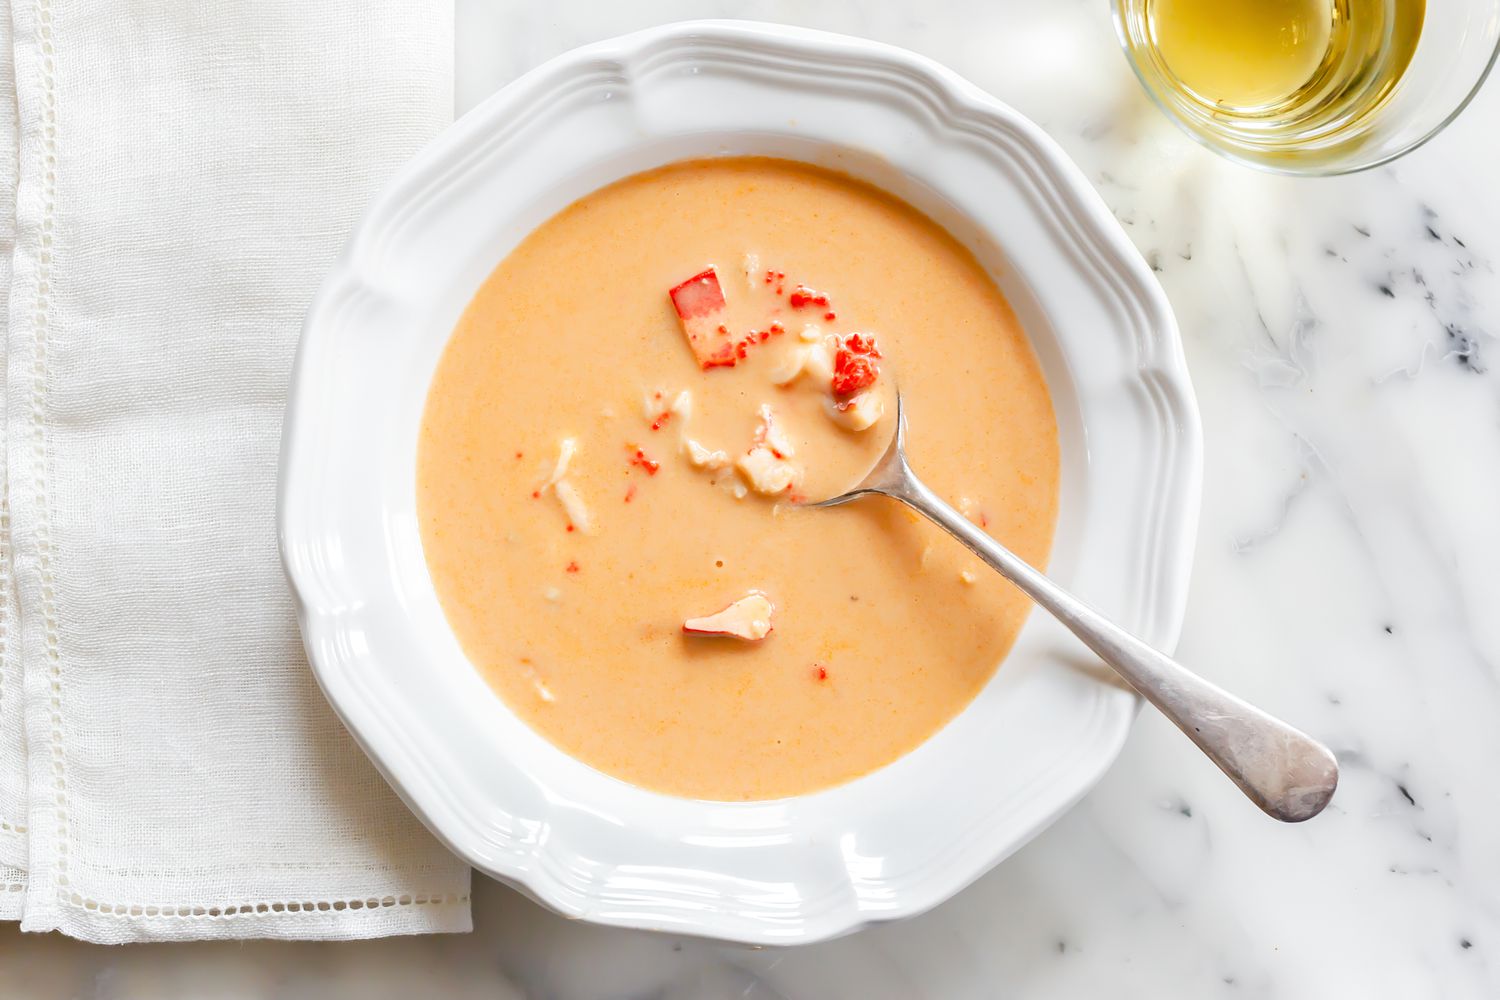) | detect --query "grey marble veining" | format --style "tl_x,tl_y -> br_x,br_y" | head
5,0 -> 1498,996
